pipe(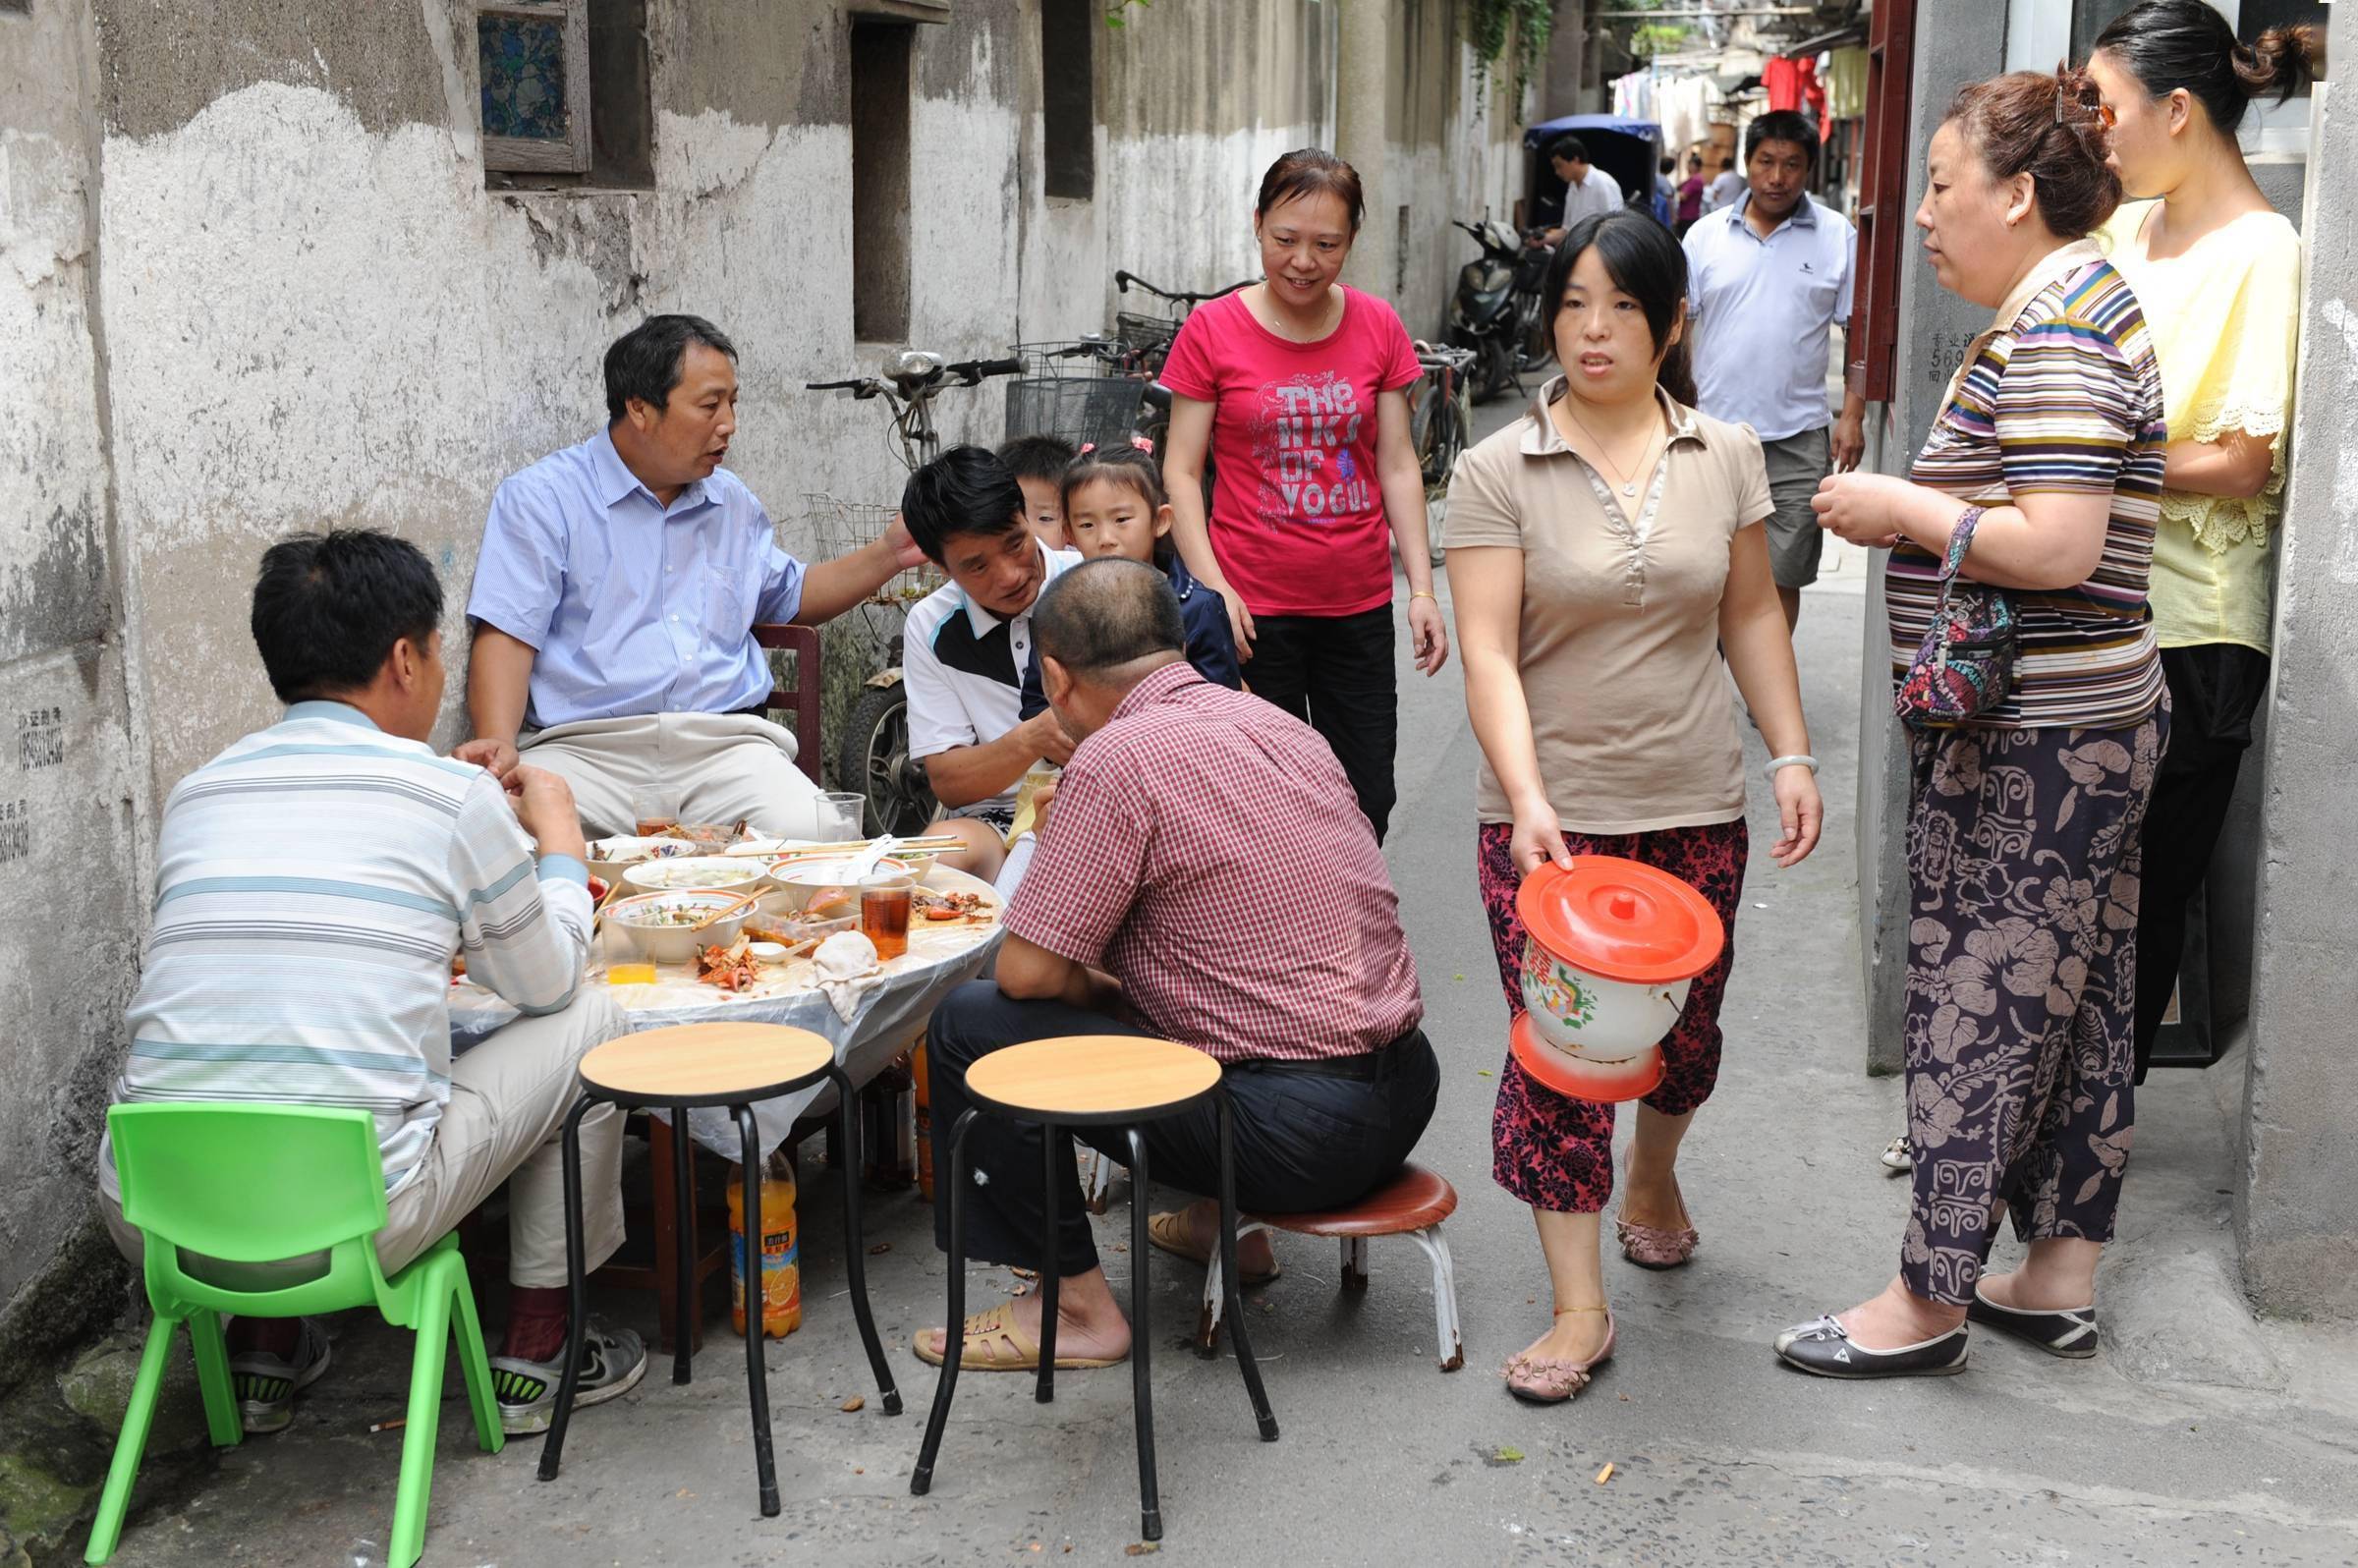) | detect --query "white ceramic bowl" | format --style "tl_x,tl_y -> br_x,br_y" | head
1518,936 -> 1691,1061
605,890 -> 754,965
765,854 -> 923,915
622,855 -> 769,896
587,835 -> 703,881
